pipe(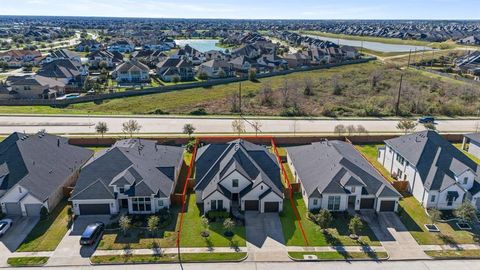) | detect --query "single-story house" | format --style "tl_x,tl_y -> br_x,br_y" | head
378,131 -> 480,210
194,139 -> 284,213
287,141 -> 401,212
70,139 -> 184,215
0,132 -> 93,216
